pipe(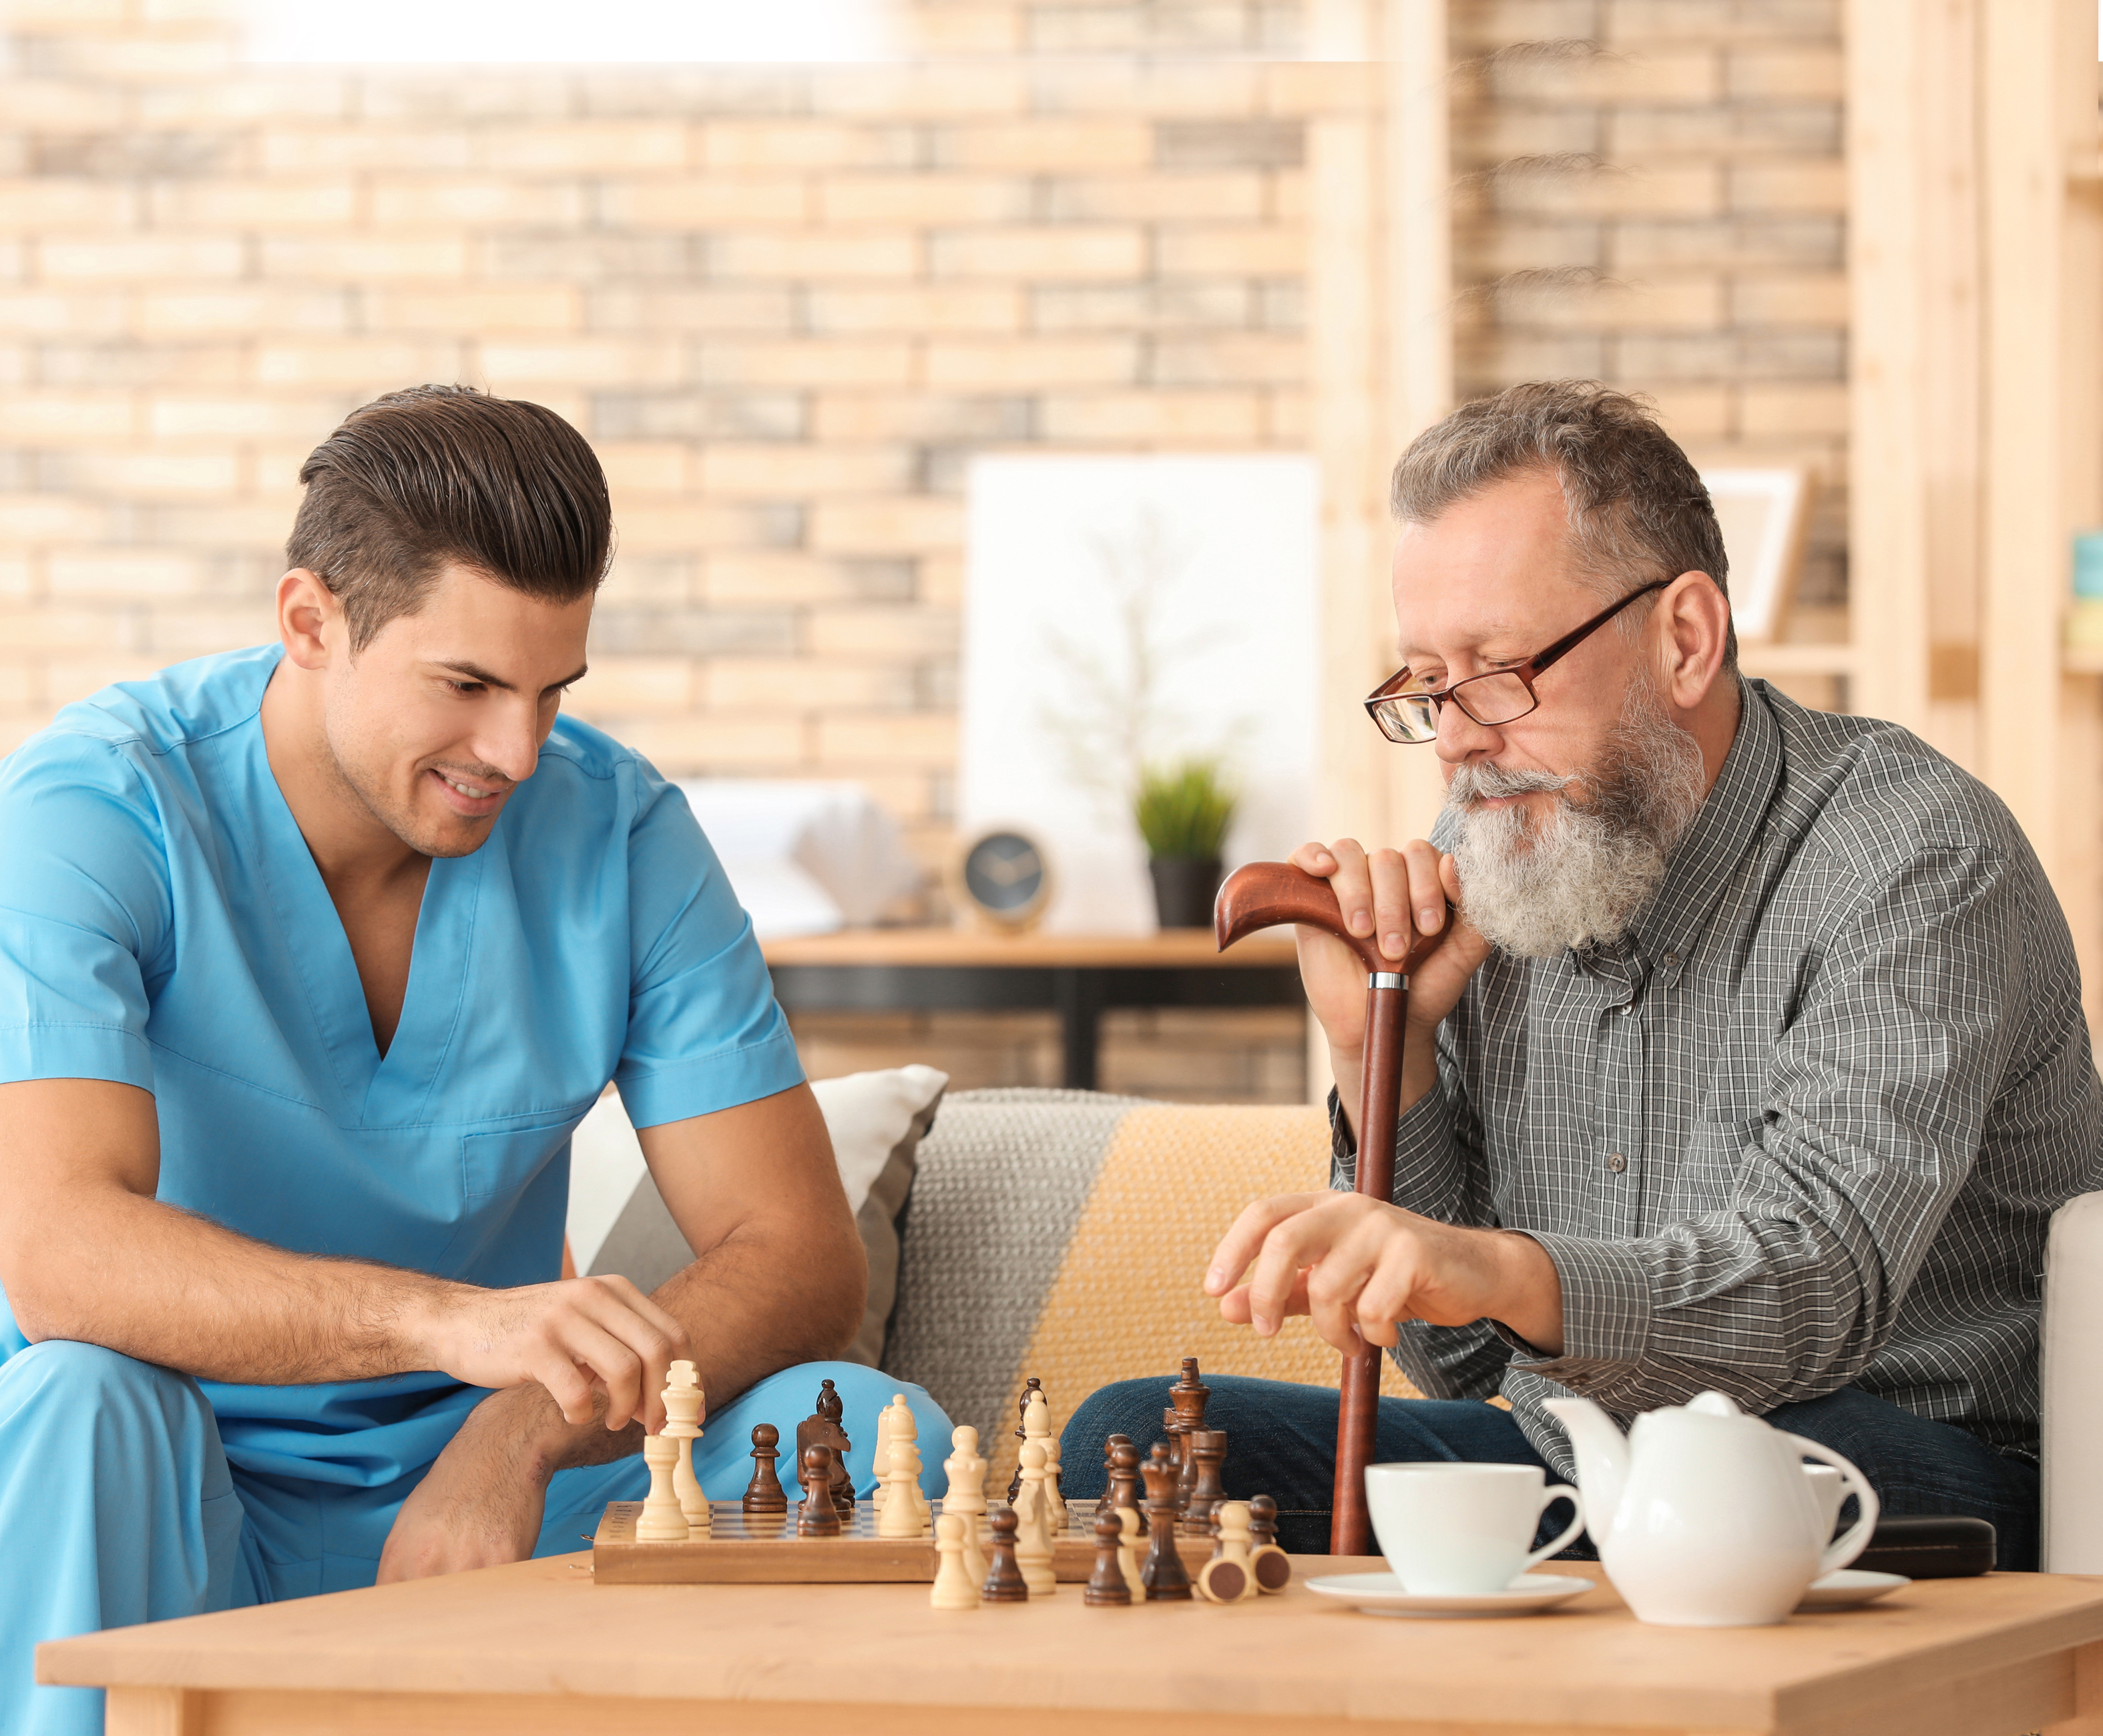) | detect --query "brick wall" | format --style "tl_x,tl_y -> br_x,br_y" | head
0,1 -> 1313,891
1449,0 -> 1849,612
